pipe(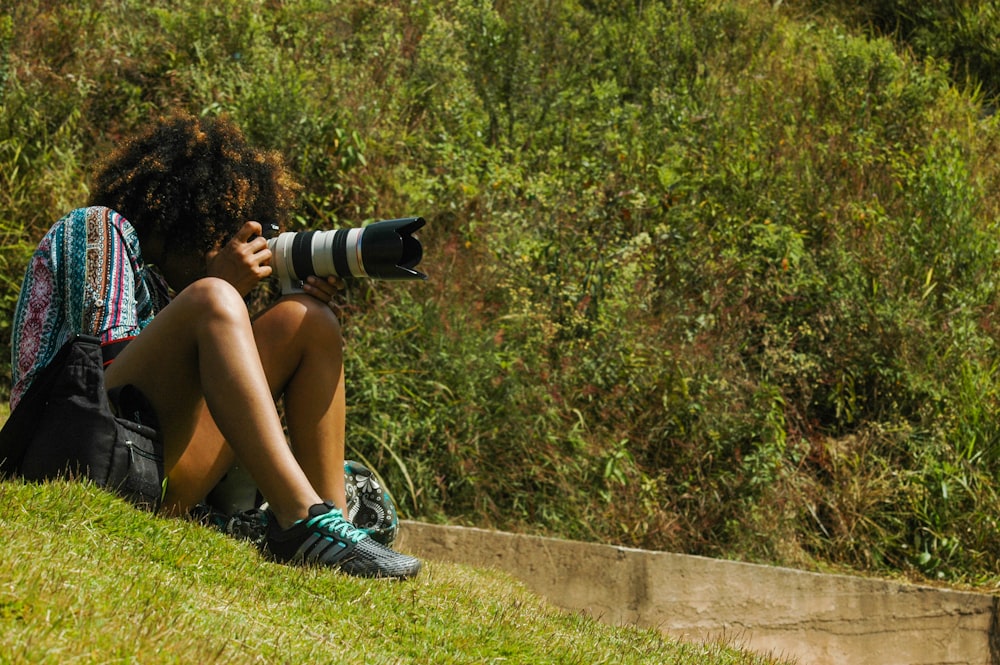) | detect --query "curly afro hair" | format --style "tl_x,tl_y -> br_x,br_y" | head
89,112 -> 299,256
